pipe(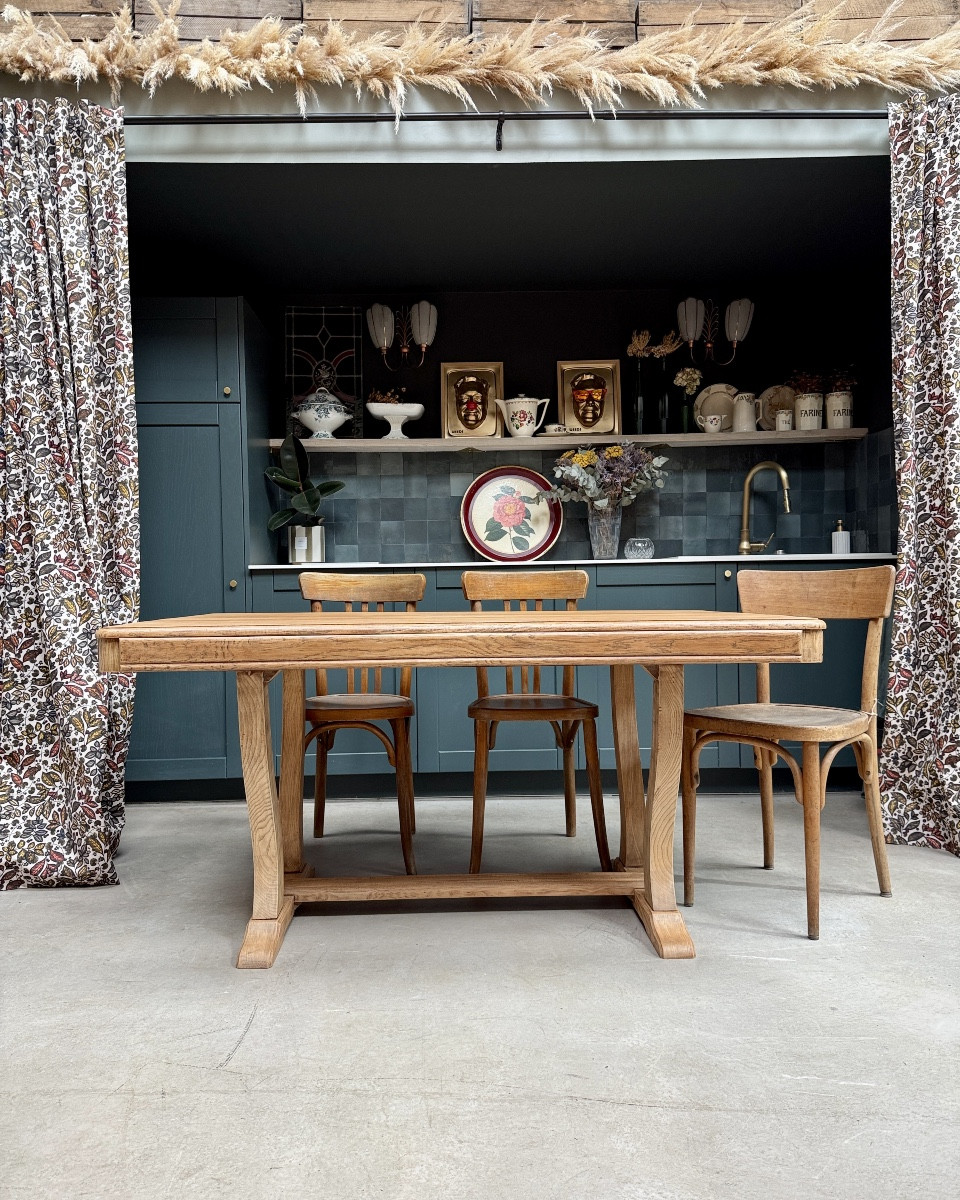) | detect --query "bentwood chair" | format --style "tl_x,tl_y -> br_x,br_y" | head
461,569 -> 611,874
299,571 -> 427,875
681,565 -> 896,939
